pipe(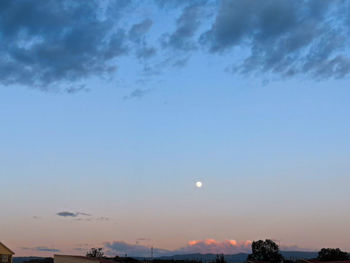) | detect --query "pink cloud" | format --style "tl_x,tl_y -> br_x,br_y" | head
105,239 -> 252,257
105,239 -> 312,257
179,239 -> 252,254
